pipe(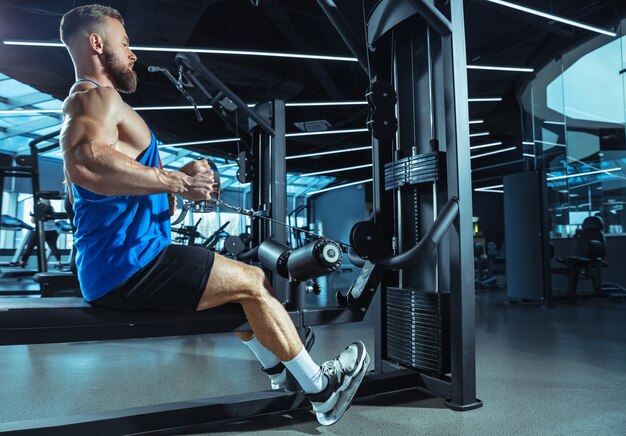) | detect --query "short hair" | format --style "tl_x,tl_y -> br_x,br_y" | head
60,4 -> 124,46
